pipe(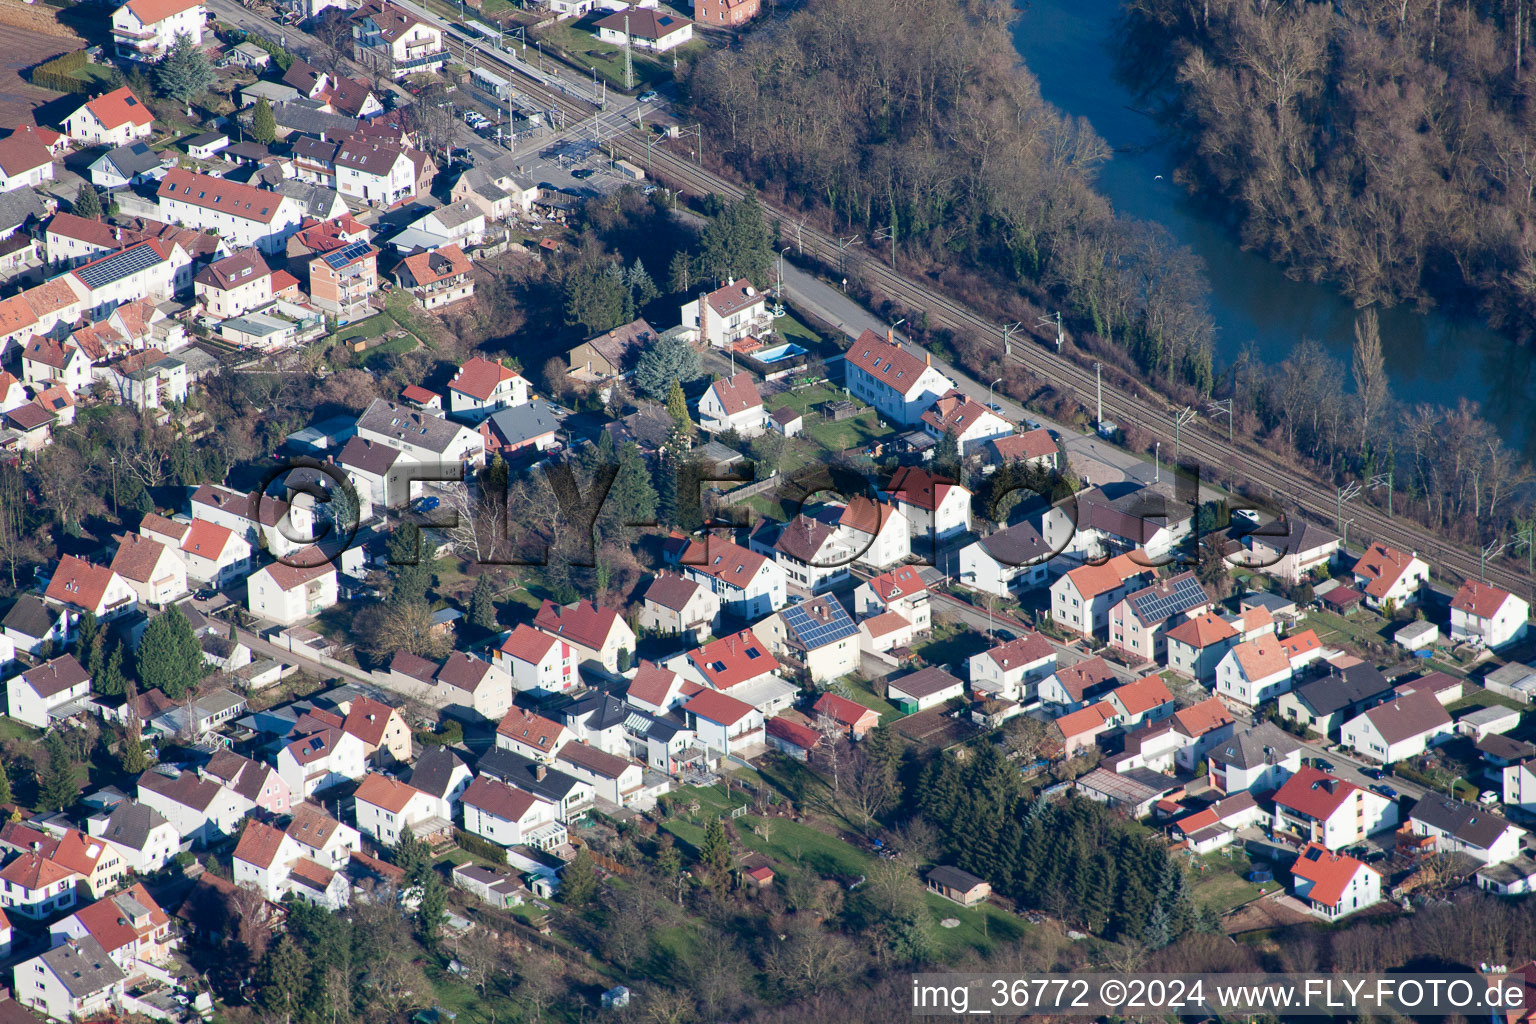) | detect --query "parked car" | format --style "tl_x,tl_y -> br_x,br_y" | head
1314,759 -> 1336,774
1373,784 -> 1399,800
638,90 -> 659,102
571,168 -> 596,179
194,588 -> 219,601
1362,767 -> 1385,780
1481,790 -> 1502,805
